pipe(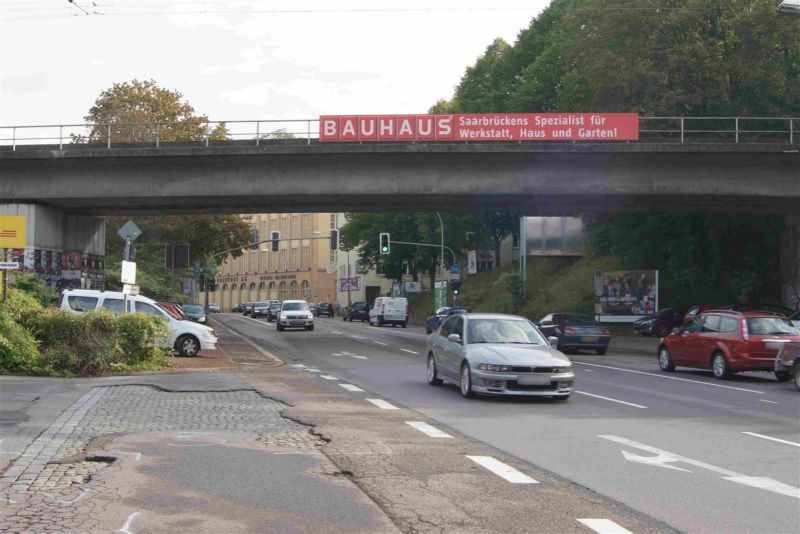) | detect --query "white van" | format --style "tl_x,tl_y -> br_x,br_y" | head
60,289 -> 218,357
369,297 -> 408,328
